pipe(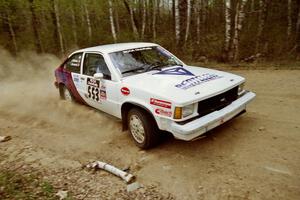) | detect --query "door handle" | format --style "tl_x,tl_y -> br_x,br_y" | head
80,77 -> 85,80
